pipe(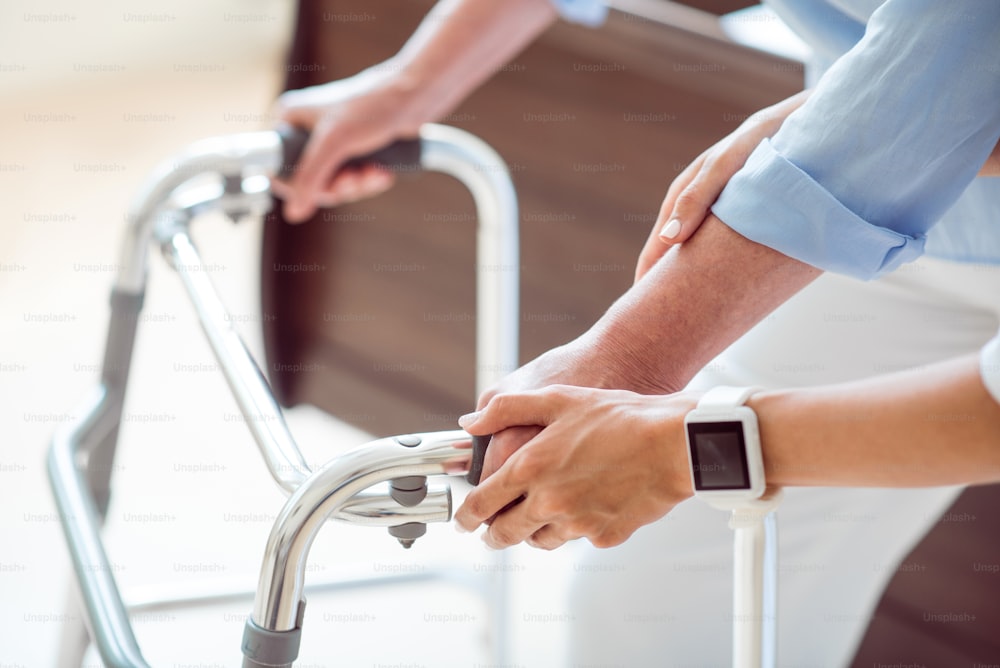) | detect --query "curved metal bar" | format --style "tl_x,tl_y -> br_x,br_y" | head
115,131 -> 283,294
417,125 -> 520,392
48,389 -> 153,668
415,125 -> 519,666
159,228 -> 312,493
332,484 -> 451,527
251,431 -> 471,631
50,123 -> 519,667
140,123 -> 520,495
